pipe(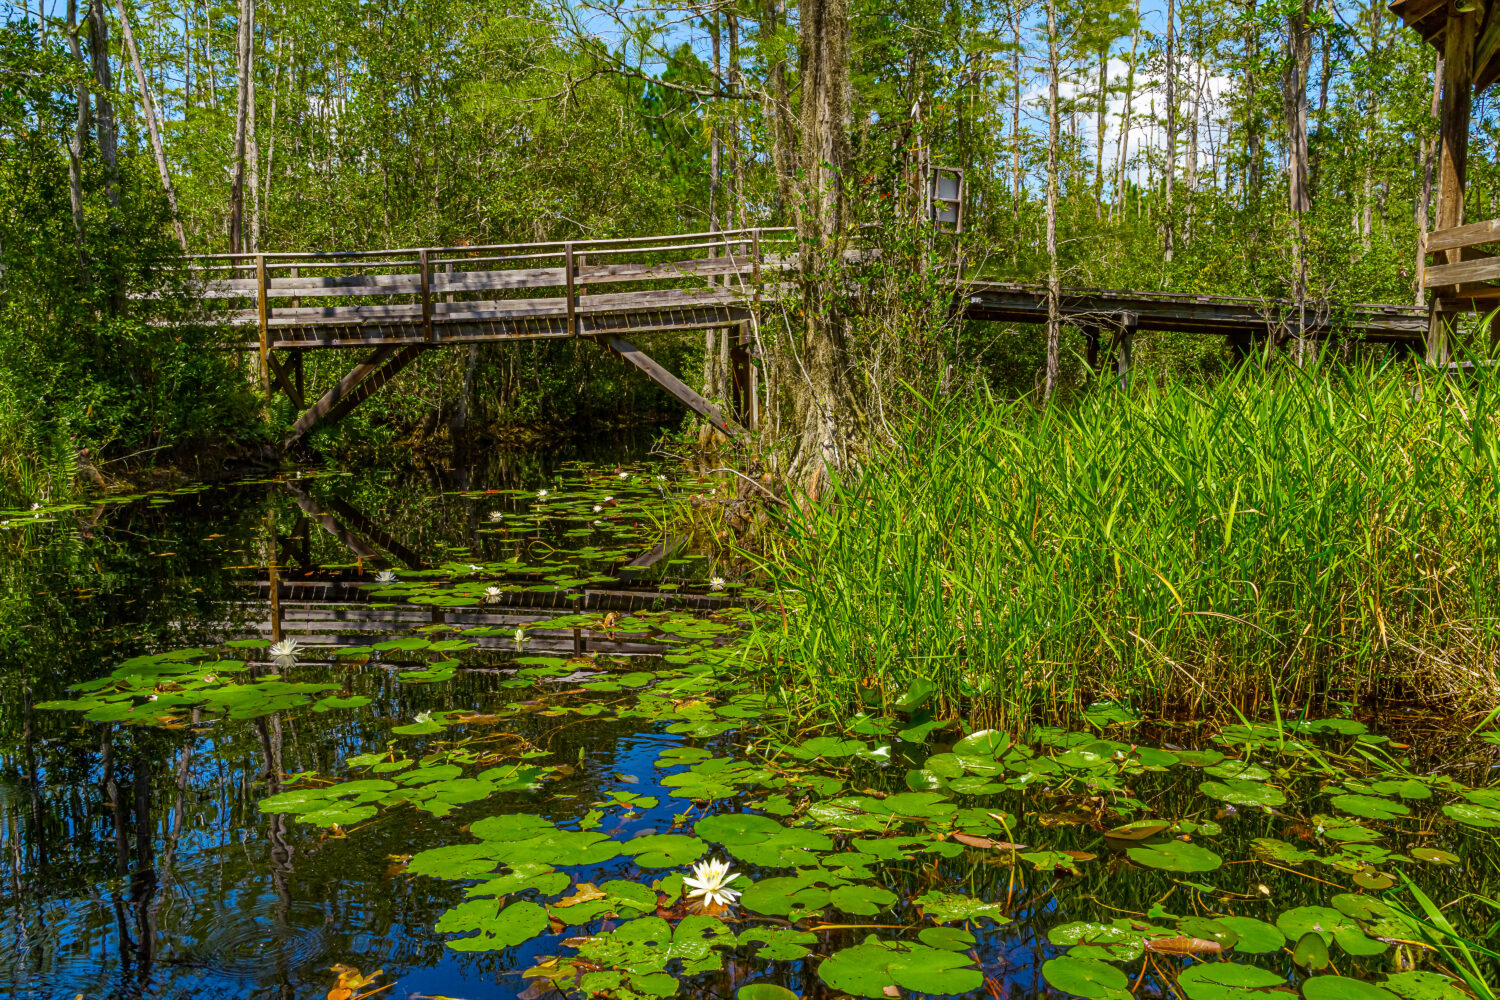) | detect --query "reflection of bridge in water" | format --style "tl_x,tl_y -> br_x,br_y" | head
247,485 -> 729,660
